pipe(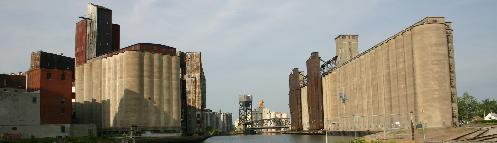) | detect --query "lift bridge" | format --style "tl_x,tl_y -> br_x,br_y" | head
238,95 -> 290,134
